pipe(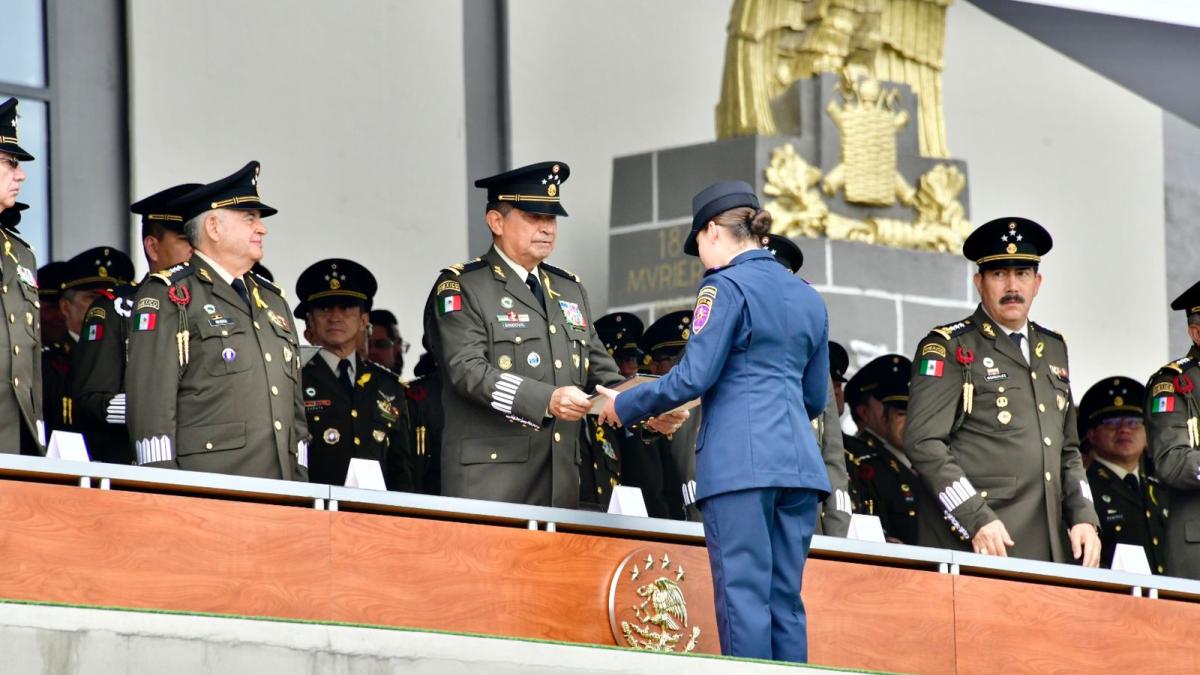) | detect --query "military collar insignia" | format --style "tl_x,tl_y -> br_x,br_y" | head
980,322 -> 996,338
